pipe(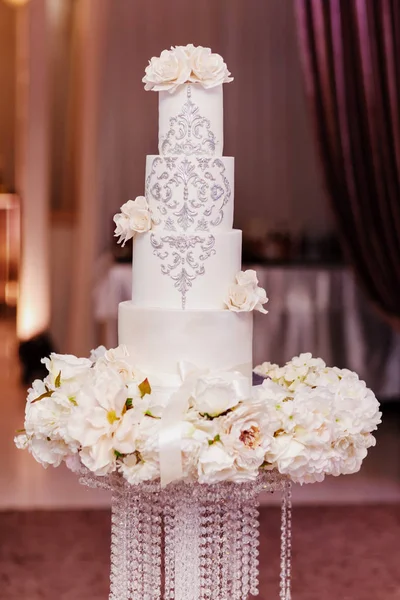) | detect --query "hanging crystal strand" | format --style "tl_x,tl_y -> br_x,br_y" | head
279,481 -> 292,600
220,486 -> 232,600
230,486 -> 244,600
198,485 -> 211,600
138,483 -> 155,600
199,485 -> 222,600
174,483 -> 201,600
150,483 -> 163,600
244,499 -> 261,596
163,487 -> 176,600
126,484 -> 142,600
109,478 -> 131,600
210,485 -> 225,600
